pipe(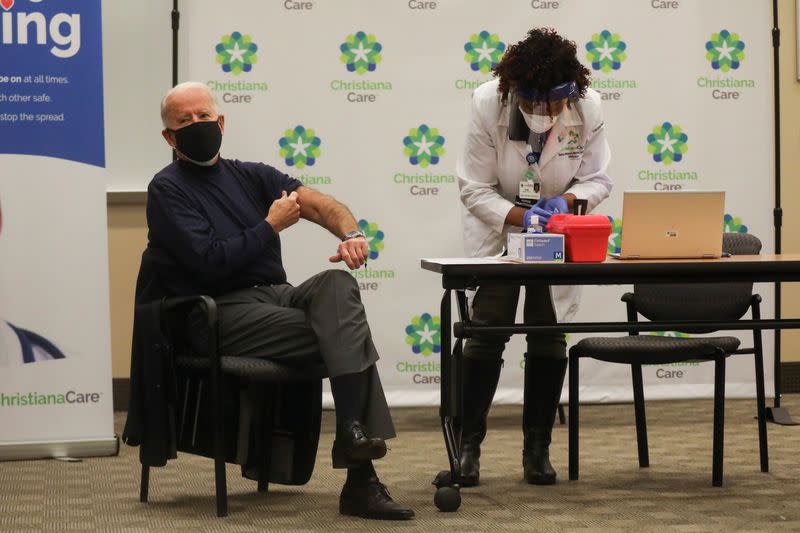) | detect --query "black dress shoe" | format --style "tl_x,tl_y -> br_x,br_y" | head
340,476 -> 415,520
332,422 -> 387,468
